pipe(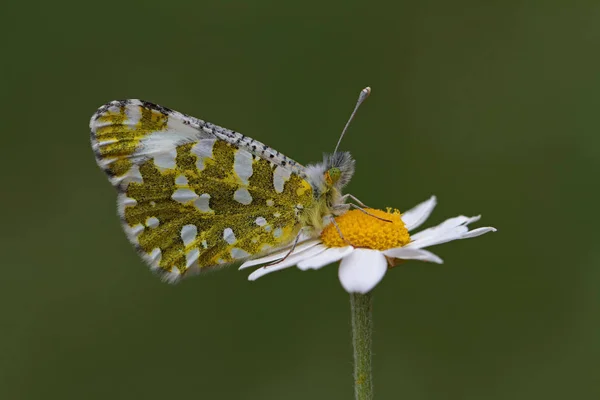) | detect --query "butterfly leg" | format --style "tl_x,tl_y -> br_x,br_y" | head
339,193 -> 370,208
338,194 -> 391,221
386,257 -> 407,268
327,215 -> 354,246
333,202 -> 393,223
264,228 -> 306,267
349,204 -> 393,223
332,203 -> 351,215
